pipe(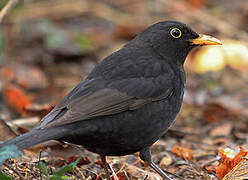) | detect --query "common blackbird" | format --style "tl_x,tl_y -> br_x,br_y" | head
0,21 -> 221,179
